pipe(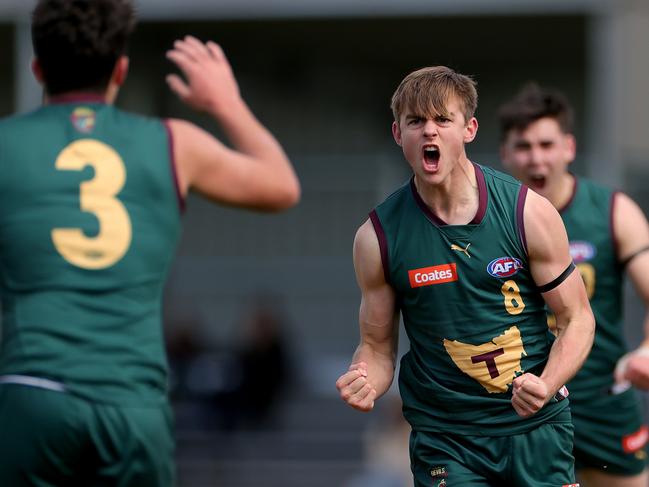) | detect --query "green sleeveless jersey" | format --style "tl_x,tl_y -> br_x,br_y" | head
0,99 -> 182,405
559,177 -> 625,399
371,164 -> 568,436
